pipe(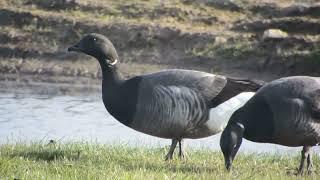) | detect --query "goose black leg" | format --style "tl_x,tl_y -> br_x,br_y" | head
165,139 -> 178,161
178,139 -> 185,159
297,146 -> 311,175
306,148 -> 313,174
